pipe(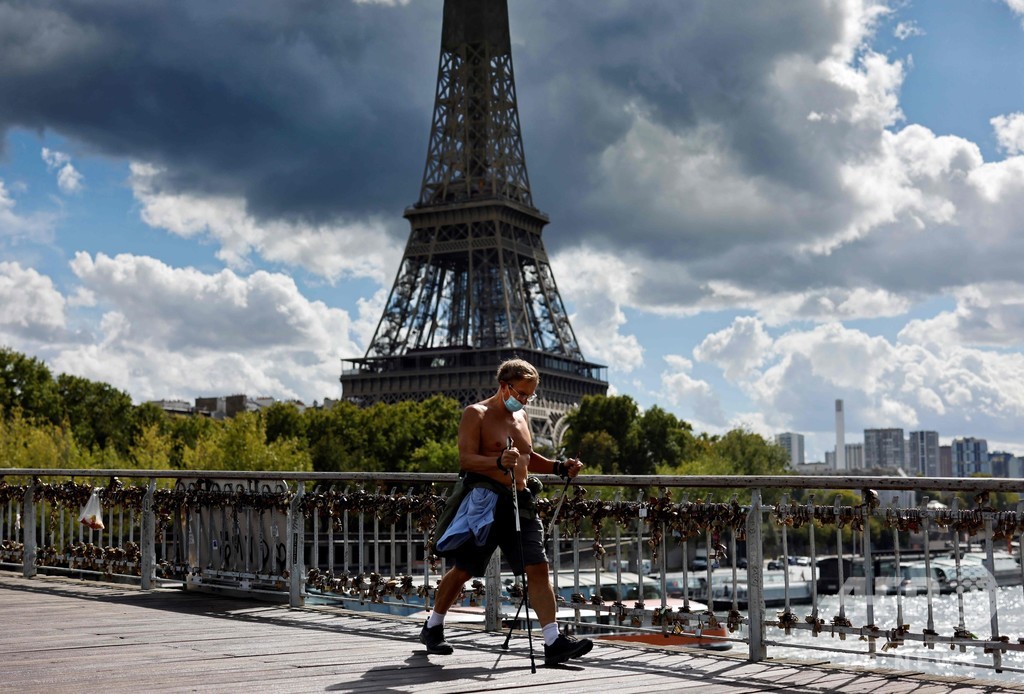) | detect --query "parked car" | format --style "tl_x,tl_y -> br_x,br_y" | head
886,562 -> 941,596
689,556 -> 720,571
